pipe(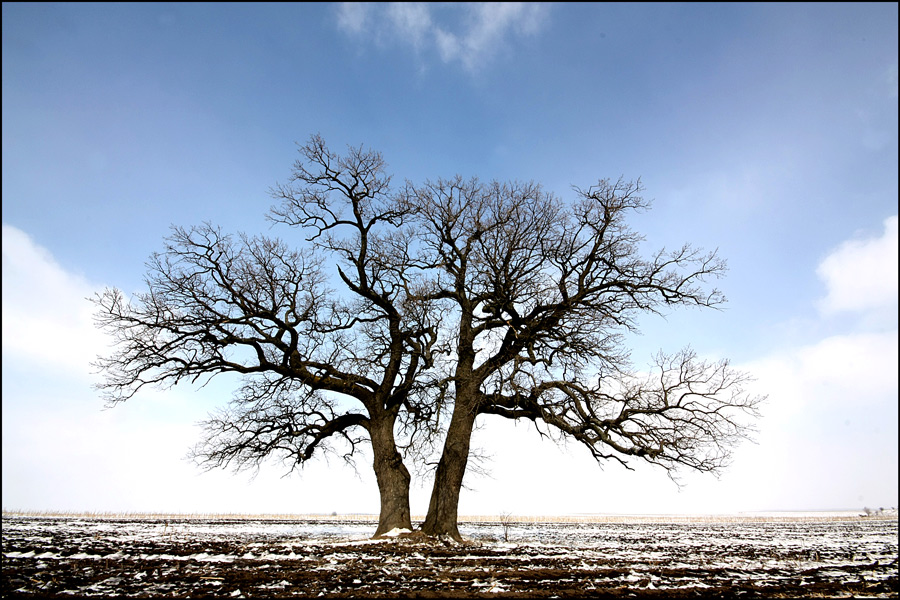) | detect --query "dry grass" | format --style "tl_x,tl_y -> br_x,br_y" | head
1,510 -> 381,521
4,509 -> 893,523
460,513 -> 885,524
